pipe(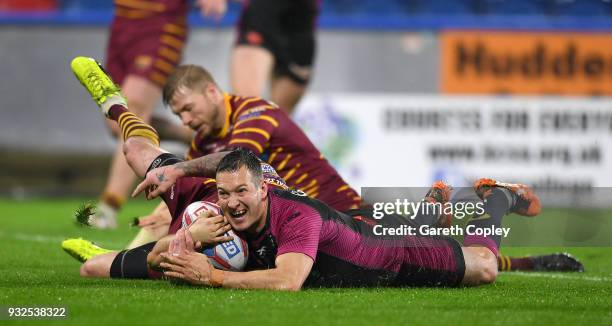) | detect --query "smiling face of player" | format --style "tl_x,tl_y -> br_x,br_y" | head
169,83 -> 226,138
216,166 -> 269,234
